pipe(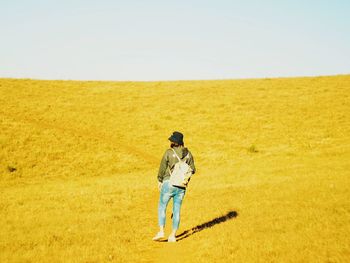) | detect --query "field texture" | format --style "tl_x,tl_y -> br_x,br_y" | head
1,75 -> 350,262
